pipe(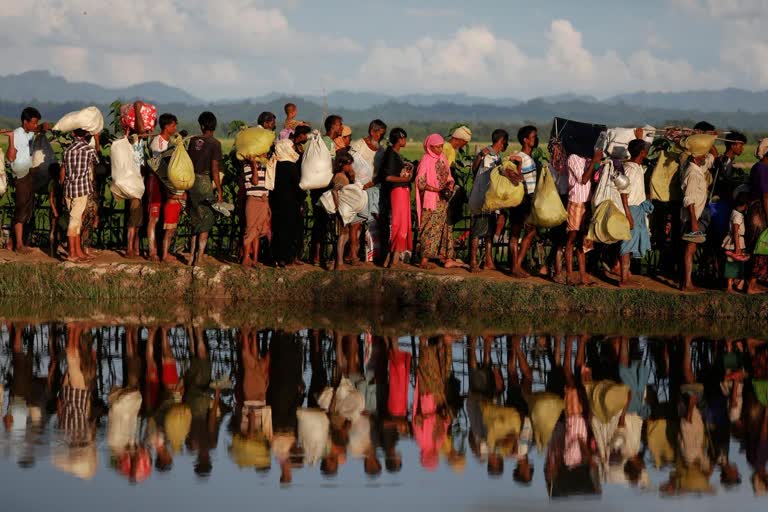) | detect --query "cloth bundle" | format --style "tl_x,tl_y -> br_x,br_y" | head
119,102 -> 157,133
550,117 -> 607,159
53,106 -> 104,135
